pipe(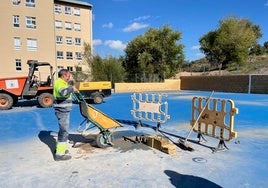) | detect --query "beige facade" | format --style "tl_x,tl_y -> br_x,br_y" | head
0,0 -> 92,80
